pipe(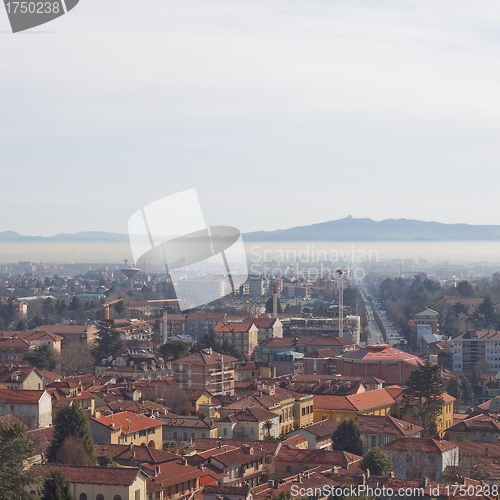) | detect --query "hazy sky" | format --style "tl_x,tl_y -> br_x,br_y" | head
2,0 -> 500,236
